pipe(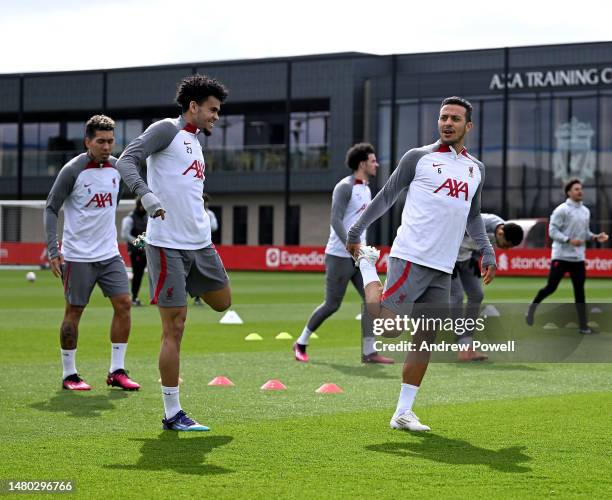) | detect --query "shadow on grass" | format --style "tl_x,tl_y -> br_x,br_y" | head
105,432 -> 233,475
30,389 -> 130,418
451,363 -> 543,372
312,361 -> 396,379
366,433 -> 531,473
